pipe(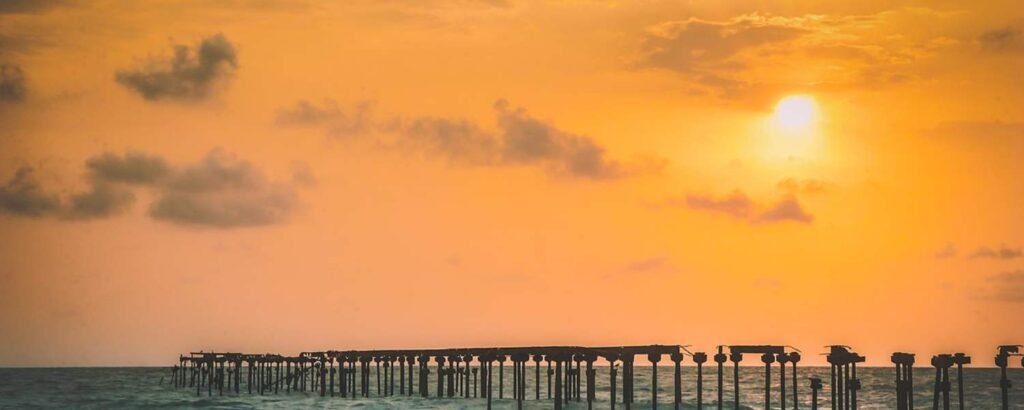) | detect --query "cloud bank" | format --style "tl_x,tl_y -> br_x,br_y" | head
0,150 -> 303,228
